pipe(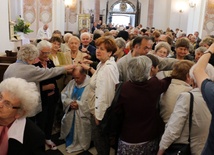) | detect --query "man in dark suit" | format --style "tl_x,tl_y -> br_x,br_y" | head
0,77 -> 46,155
